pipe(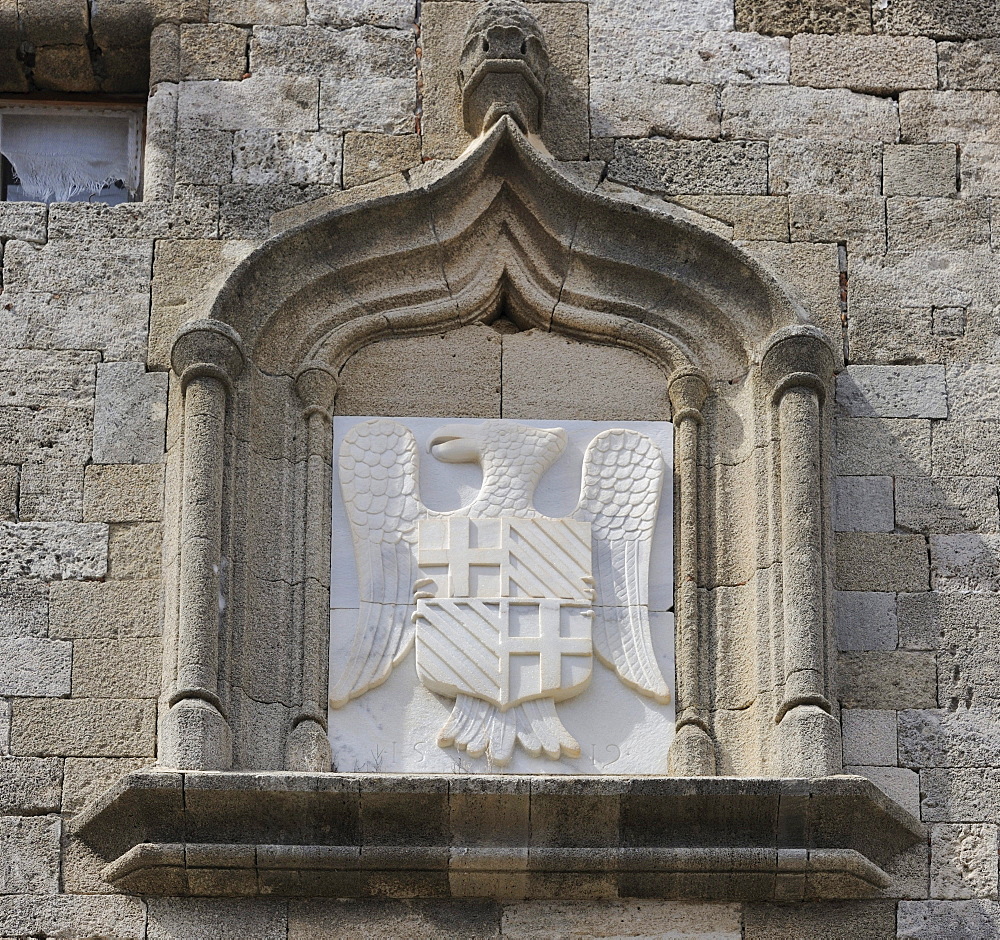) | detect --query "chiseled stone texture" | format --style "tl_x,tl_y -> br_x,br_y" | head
835,590 -> 897,650
790,34 -> 936,93
0,522 -> 107,580
898,900 -> 1000,940
883,144 -> 958,196
836,365 -> 947,419
834,476 -> 894,532
836,532 -> 929,592
0,815 -> 61,894
148,899 -> 288,940
0,756 -> 62,813
743,901 -> 897,939
0,637 -> 72,697
609,138 -> 769,196
769,138 -> 881,195
343,131 -> 421,188
10,698 -> 156,757
939,40 -> 1000,90
0,895 -> 146,940
841,709 -> 897,766
92,363 -> 168,465
838,651 -> 937,708
930,824 -> 1000,899
735,0 -> 872,35
930,534 -> 1000,592
49,578 -> 162,639
896,477 -> 999,534
289,899 -> 501,938
501,901 -> 743,938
